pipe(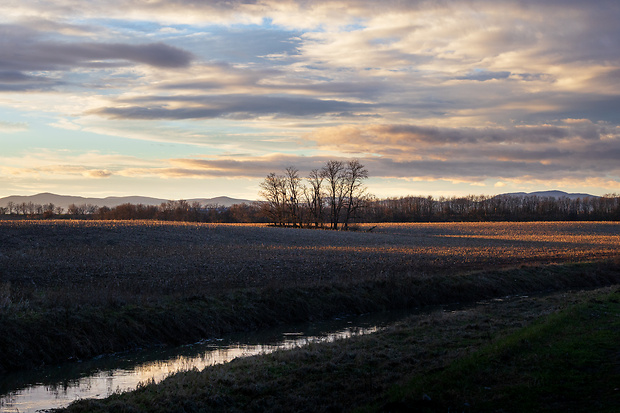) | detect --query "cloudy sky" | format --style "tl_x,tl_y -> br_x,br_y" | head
1,0 -> 619,200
